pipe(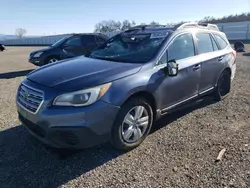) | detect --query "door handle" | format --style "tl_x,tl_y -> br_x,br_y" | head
218,56 -> 224,61
193,64 -> 201,71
